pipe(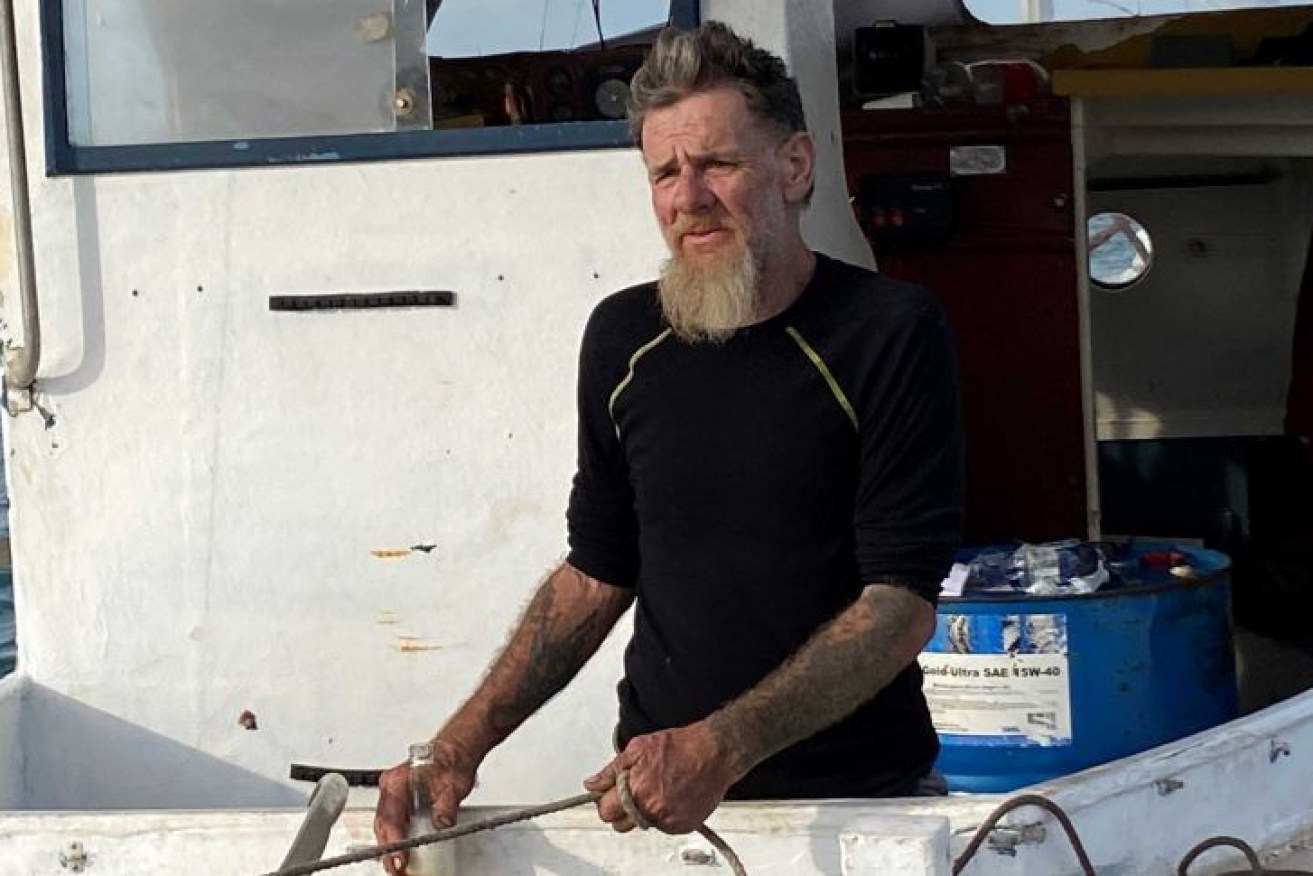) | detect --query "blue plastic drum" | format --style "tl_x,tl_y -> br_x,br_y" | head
921,540 -> 1237,793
